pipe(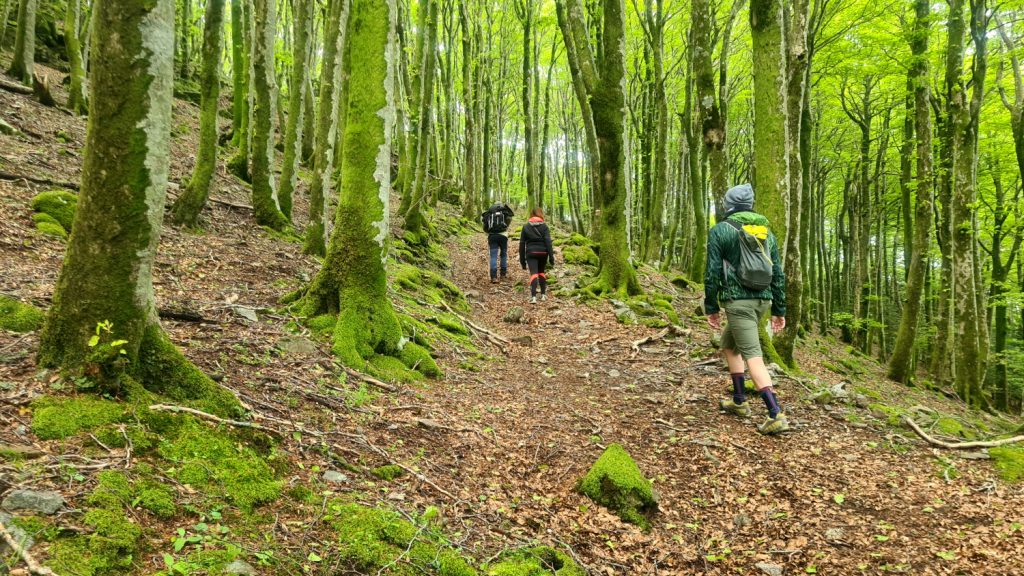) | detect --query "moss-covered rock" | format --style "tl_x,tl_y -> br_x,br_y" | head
328,502 -> 476,575
577,444 -> 657,530
0,295 -> 45,333
990,446 -> 1024,483
562,245 -> 599,267
401,342 -> 441,378
368,354 -> 423,383
31,396 -> 128,440
371,464 -> 405,481
31,189 -> 78,231
487,546 -> 586,576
